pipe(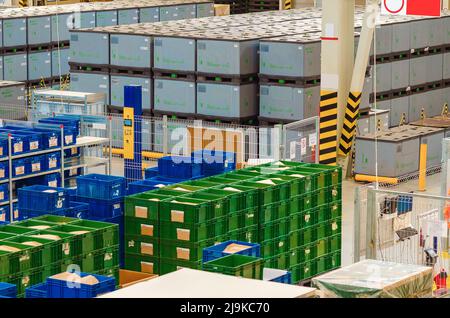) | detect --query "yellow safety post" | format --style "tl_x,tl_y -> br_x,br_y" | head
442,103 -> 448,117
354,174 -> 398,184
283,0 -> 292,10
418,143 -> 427,192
